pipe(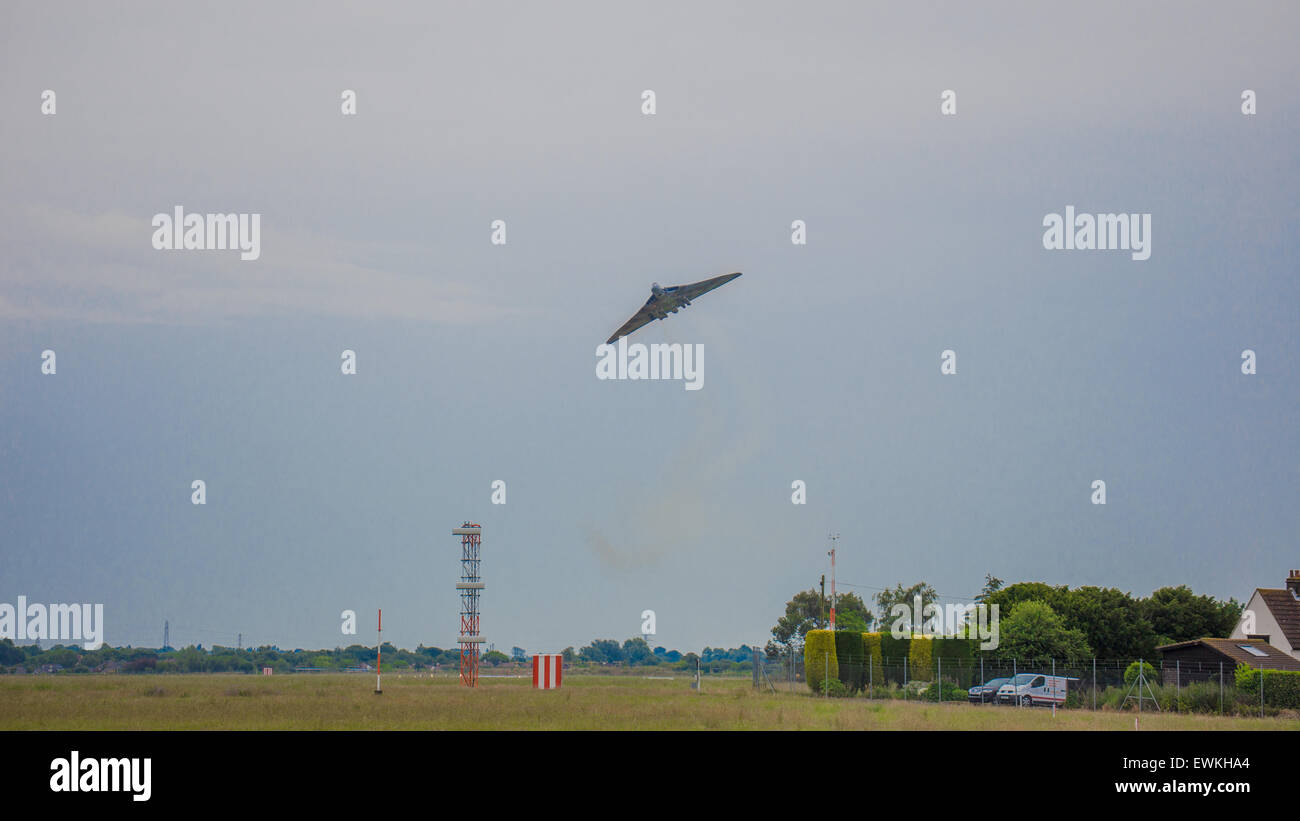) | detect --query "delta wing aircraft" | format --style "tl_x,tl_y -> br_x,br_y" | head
605,272 -> 742,344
